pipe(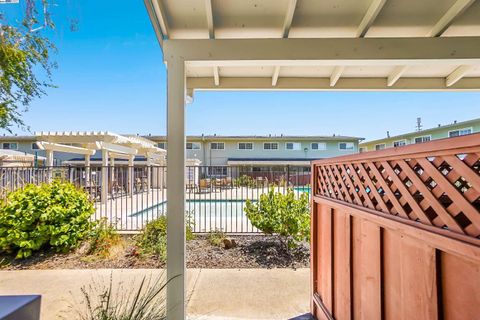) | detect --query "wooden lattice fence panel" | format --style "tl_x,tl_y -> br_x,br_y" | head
310,133 -> 480,320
